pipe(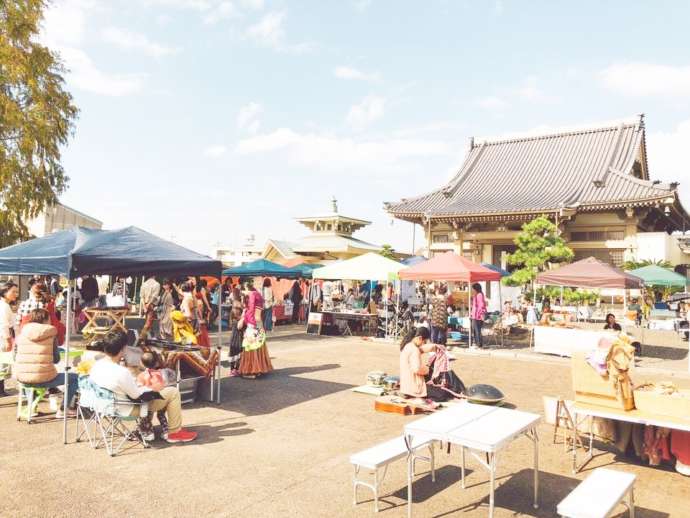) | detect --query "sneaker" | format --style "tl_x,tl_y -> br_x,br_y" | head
140,430 -> 155,442
229,369 -> 239,377
164,429 -> 197,443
